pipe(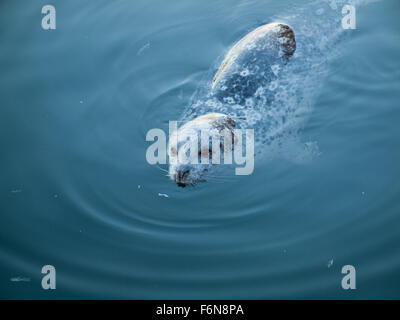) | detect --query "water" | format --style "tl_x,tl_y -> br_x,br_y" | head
1,0 -> 399,299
